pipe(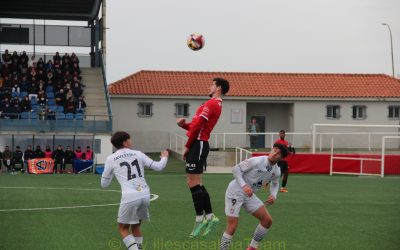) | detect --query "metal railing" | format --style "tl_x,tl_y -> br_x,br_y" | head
0,113 -> 111,133
99,51 -> 113,131
235,147 -> 252,165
